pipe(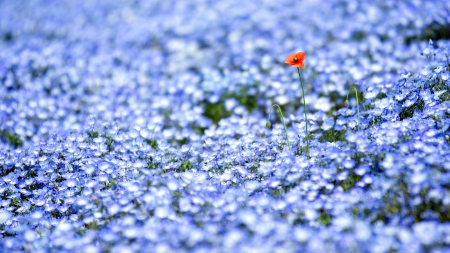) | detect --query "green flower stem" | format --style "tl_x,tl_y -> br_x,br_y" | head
345,86 -> 361,131
267,104 -> 291,152
297,68 -> 310,158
